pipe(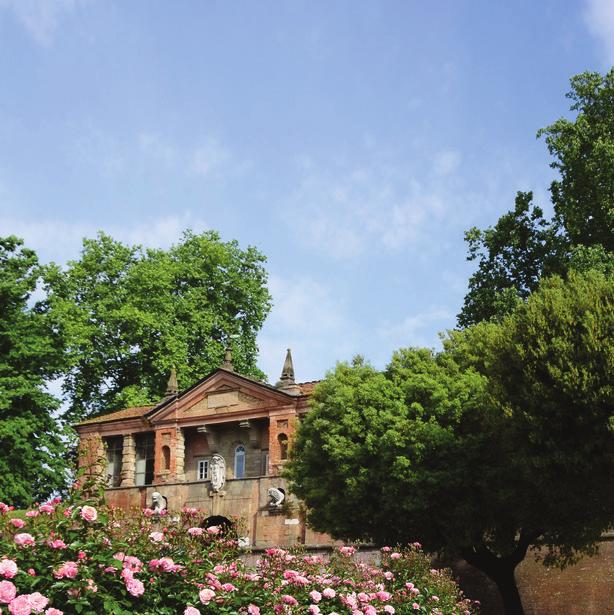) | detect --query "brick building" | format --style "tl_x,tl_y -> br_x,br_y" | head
76,349 -> 330,548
